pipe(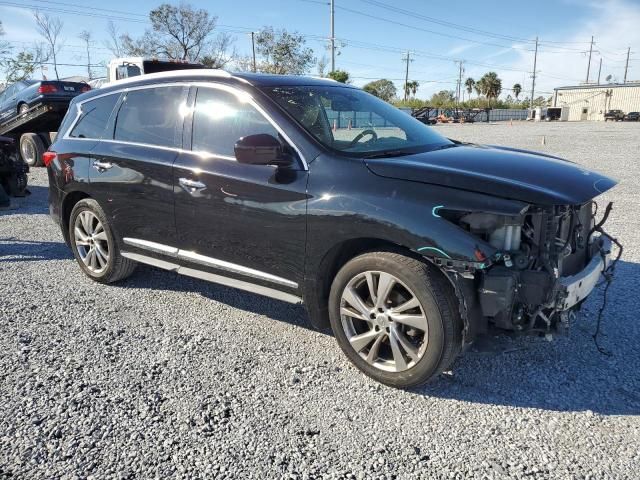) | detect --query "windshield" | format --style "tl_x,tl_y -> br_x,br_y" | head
265,85 -> 452,156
